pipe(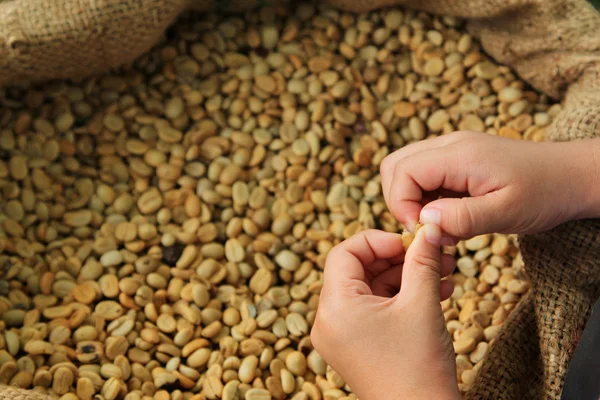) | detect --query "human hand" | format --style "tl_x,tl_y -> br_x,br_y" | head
311,226 -> 461,400
380,131 -> 597,240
